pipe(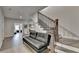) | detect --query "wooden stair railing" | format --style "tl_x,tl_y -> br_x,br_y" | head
55,19 -> 59,42
37,11 -> 59,53
53,19 -> 59,53
38,12 -> 55,23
